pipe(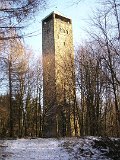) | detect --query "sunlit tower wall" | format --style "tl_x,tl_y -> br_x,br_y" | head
42,11 -> 77,137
